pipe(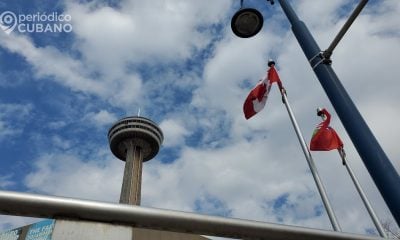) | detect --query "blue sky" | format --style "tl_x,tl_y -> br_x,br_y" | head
1,0 -> 399,237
